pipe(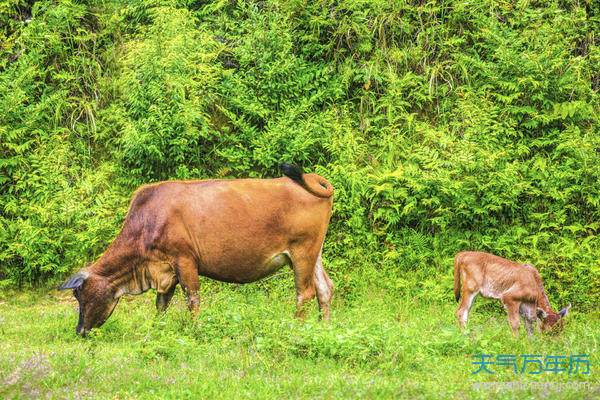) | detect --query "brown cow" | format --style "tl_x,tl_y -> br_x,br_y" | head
59,164 -> 334,336
454,251 -> 570,336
